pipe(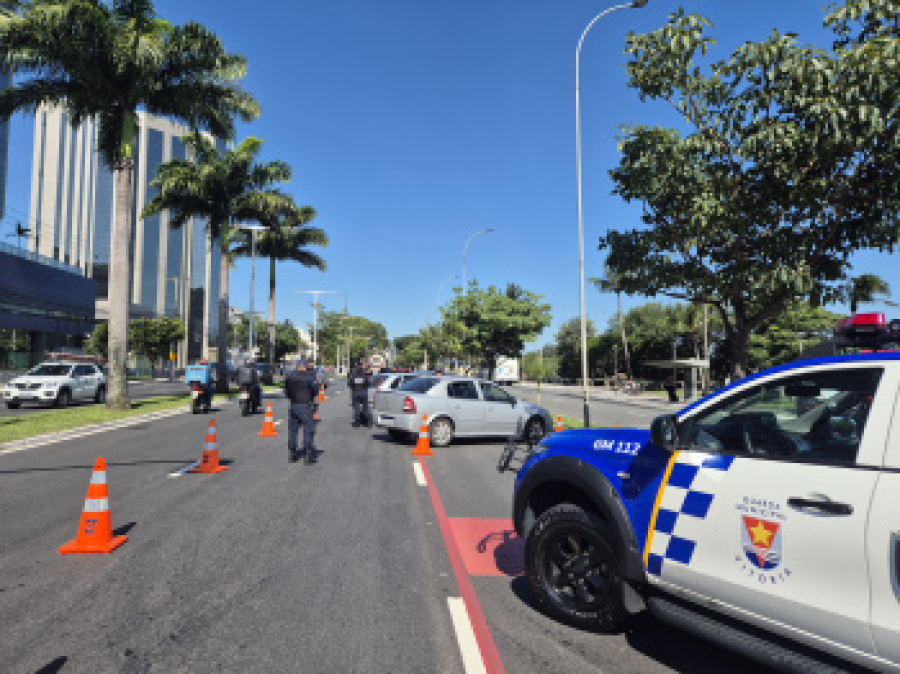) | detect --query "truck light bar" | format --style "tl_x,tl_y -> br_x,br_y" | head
834,313 -> 900,348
